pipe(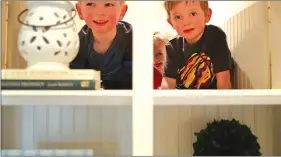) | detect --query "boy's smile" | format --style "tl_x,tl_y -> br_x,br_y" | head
183,28 -> 195,34
93,20 -> 109,26
76,1 -> 127,34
